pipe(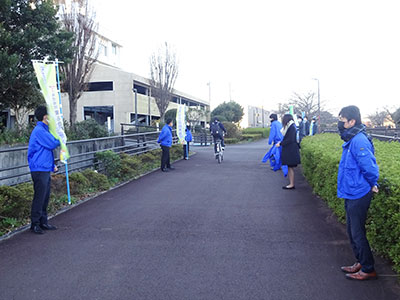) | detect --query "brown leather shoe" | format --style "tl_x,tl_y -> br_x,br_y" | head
346,270 -> 378,280
341,262 -> 362,273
